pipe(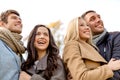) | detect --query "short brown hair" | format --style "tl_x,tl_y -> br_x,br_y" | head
0,9 -> 20,23
81,10 -> 96,19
